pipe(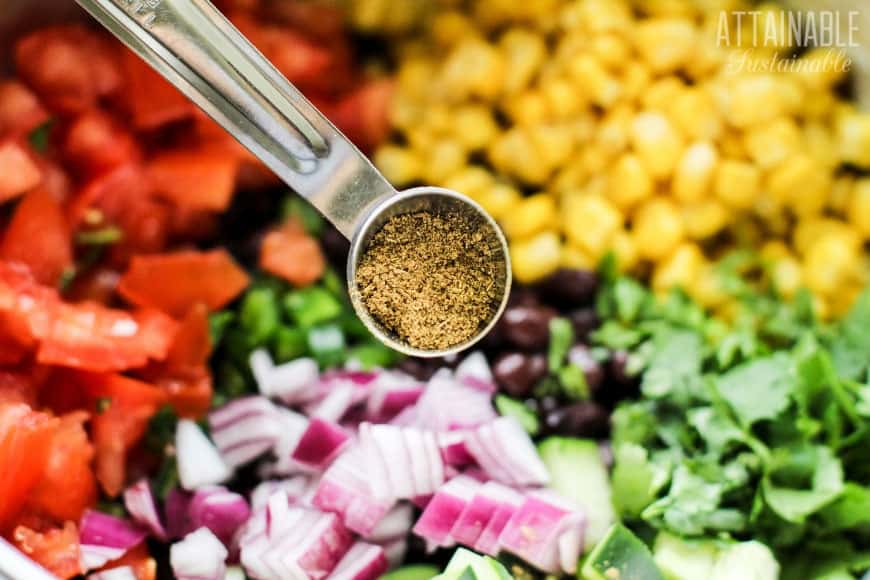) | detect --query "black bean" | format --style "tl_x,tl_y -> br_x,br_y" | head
595,350 -> 641,407
569,307 -> 600,342
539,395 -> 561,414
492,352 -> 548,398
544,401 -> 610,438
508,287 -> 541,308
501,305 -> 557,350
608,350 -> 637,388
398,357 -> 442,381
536,268 -> 599,308
568,344 -> 604,395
